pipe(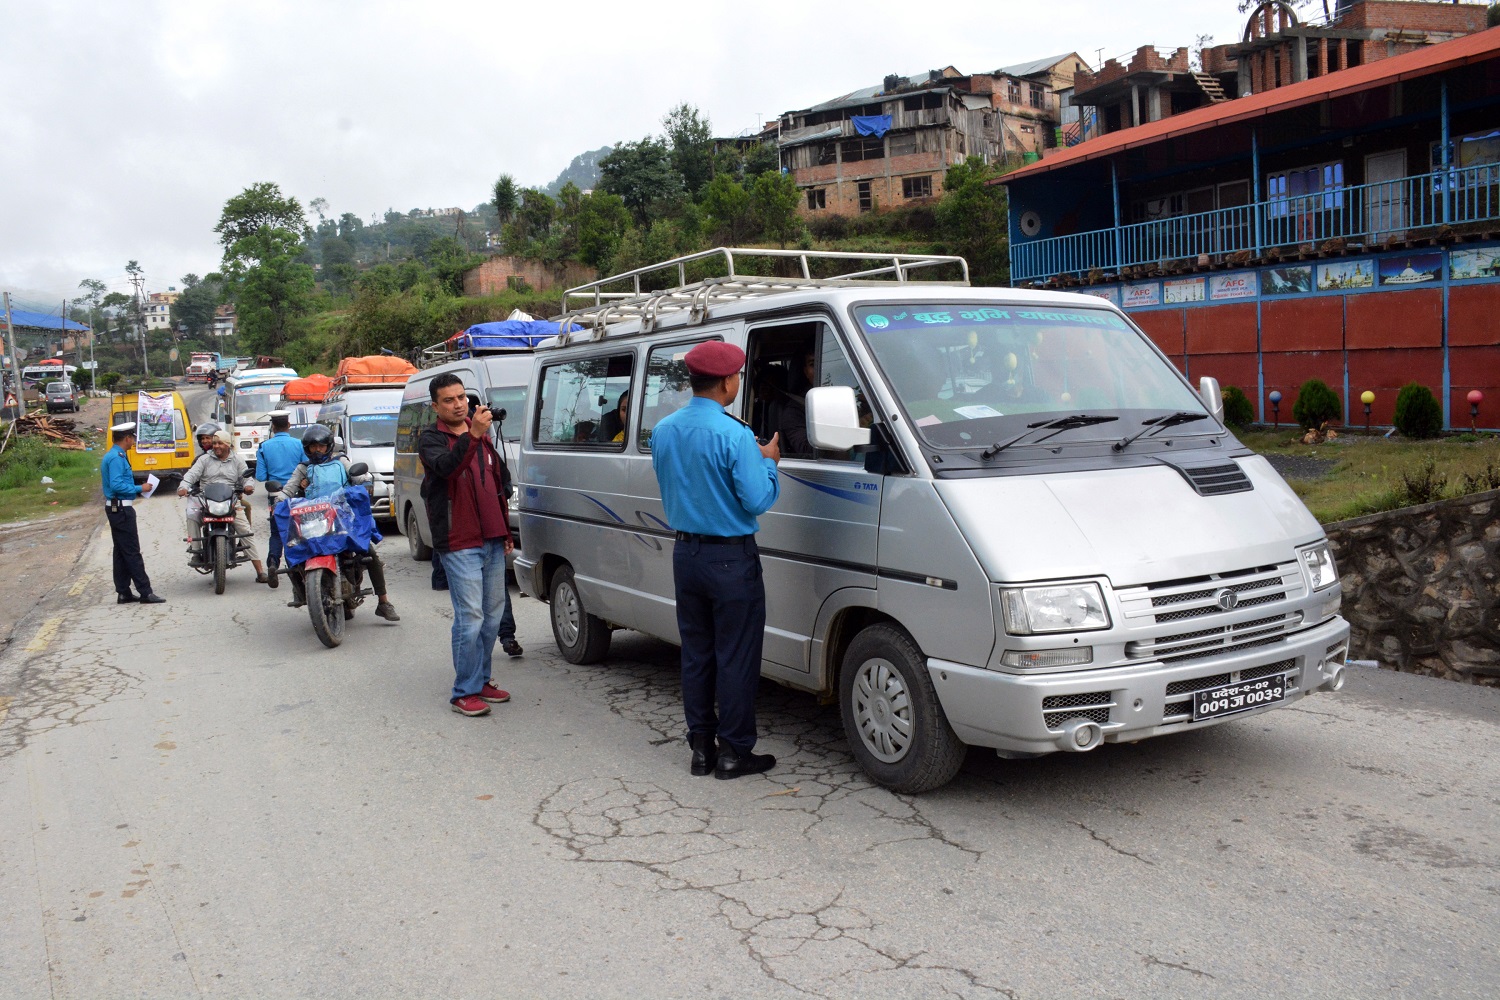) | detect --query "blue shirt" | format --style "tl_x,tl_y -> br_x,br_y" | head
255,432 -> 305,485
100,445 -> 141,500
650,396 -> 779,536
